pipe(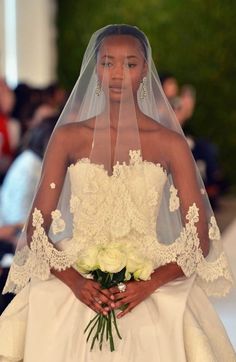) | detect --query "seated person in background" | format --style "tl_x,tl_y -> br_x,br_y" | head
159,72 -> 179,100
0,115 -> 58,228
0,79 -> 21,184
169,86 -> 225,210
0,115 -> 58,312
